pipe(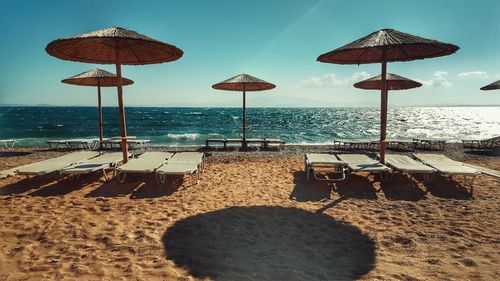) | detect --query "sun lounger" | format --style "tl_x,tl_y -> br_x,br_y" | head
246,138 -> 265,146
462,136 -> 500,150
263,138 -> 285,149
0,139 -> 18,148
46,140 -> 69,149
46,139 -> 98,150
66,139 -> 99,149
156,162 -> 200,184
205,138 -> 242,148
168,152 -> 205,170
156,152 -> 205,184
413,138 -> 446,151
101,139 -> 152,150
384,154 -> 436,181
412,153 -> 480,193
115,151 -> 173,183
128,139 -> 152,150
15,151 -> 100,176
337,154 -> 392,176
60,152 -> 125,180
336,140 -> 378,150
304,153 -> 347,181
464,163 -> 500,179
